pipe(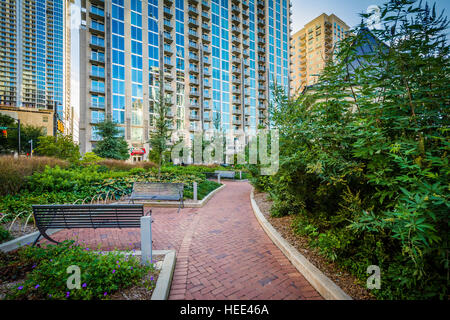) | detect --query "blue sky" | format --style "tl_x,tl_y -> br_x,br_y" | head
291,0 -> 450,32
